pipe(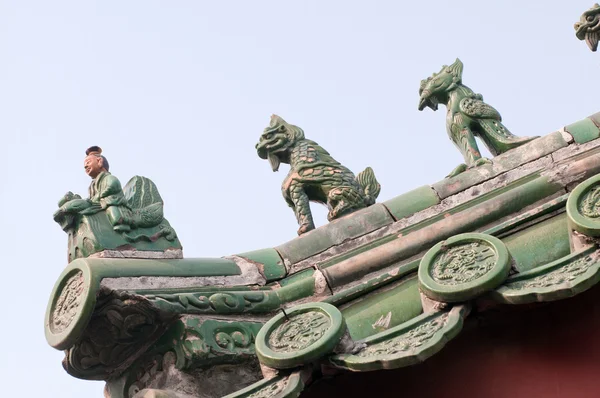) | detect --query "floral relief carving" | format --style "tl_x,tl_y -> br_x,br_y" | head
356,313 -> 449,358
507,256 -> 594,289
248,378 -> 290,398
